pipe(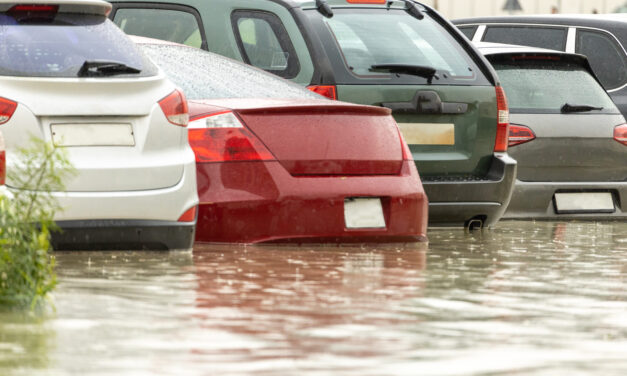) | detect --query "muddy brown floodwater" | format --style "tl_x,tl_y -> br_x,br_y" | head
1,220 -> 627,375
